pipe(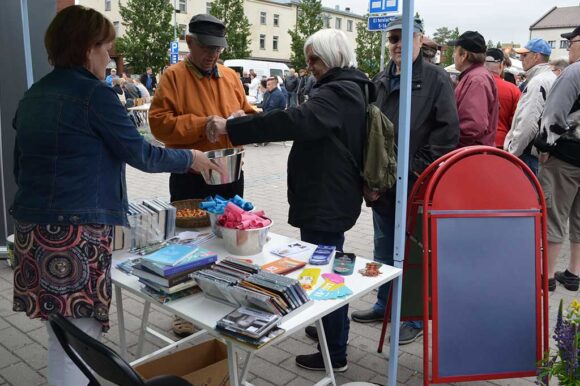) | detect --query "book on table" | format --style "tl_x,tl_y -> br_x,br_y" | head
260,257 -> 306,275
216,306 -> 280,339
138,277 -> 197,295
141,245 -> 217,277
132,262 -> 195,287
